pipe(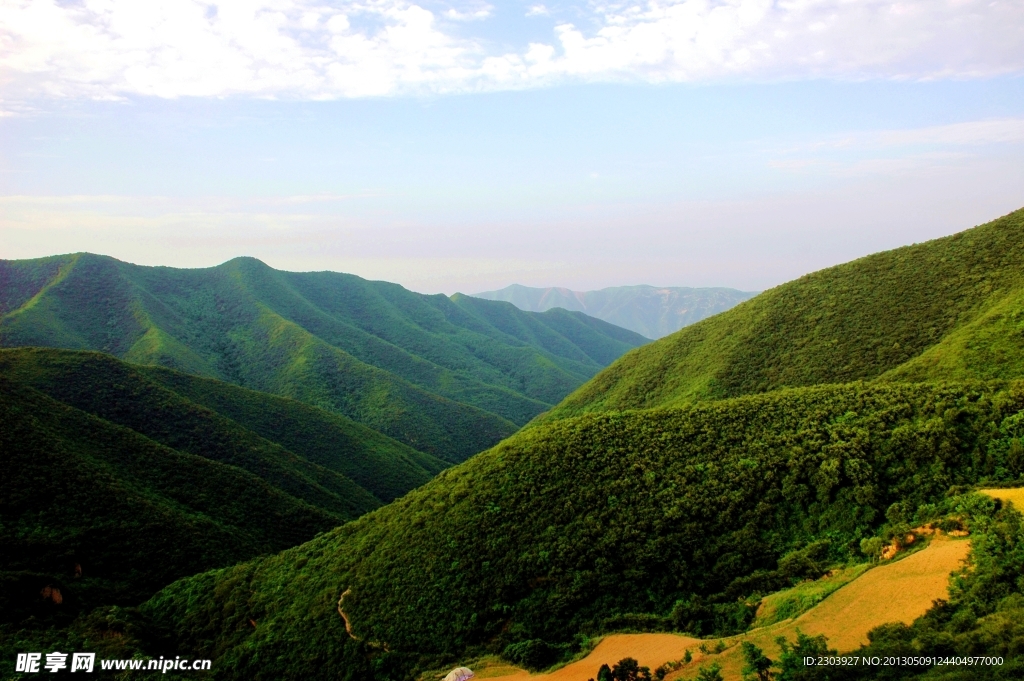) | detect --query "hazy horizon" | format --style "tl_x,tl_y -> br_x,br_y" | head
2,1 -> 1023,295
